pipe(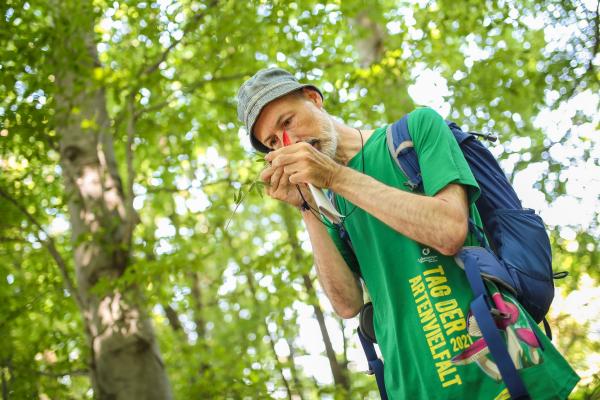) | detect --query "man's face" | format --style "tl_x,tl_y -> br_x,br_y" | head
253,89 -> 338,158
